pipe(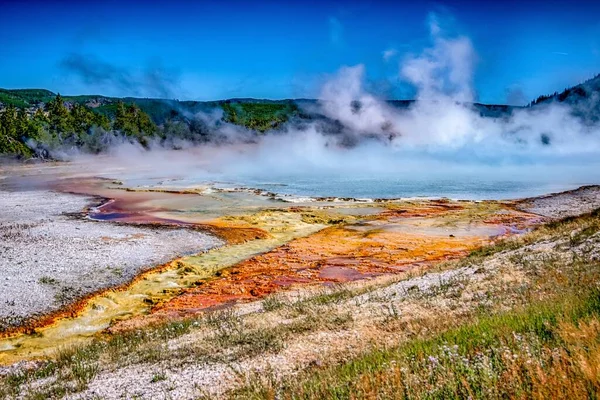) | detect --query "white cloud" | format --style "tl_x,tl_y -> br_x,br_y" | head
382,48 -> 397,61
